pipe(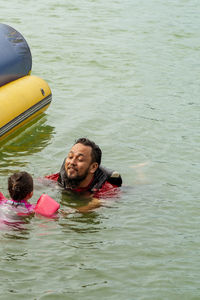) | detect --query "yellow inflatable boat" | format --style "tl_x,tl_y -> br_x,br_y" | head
0,75 -> 52,139
0,23 -> 52,140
